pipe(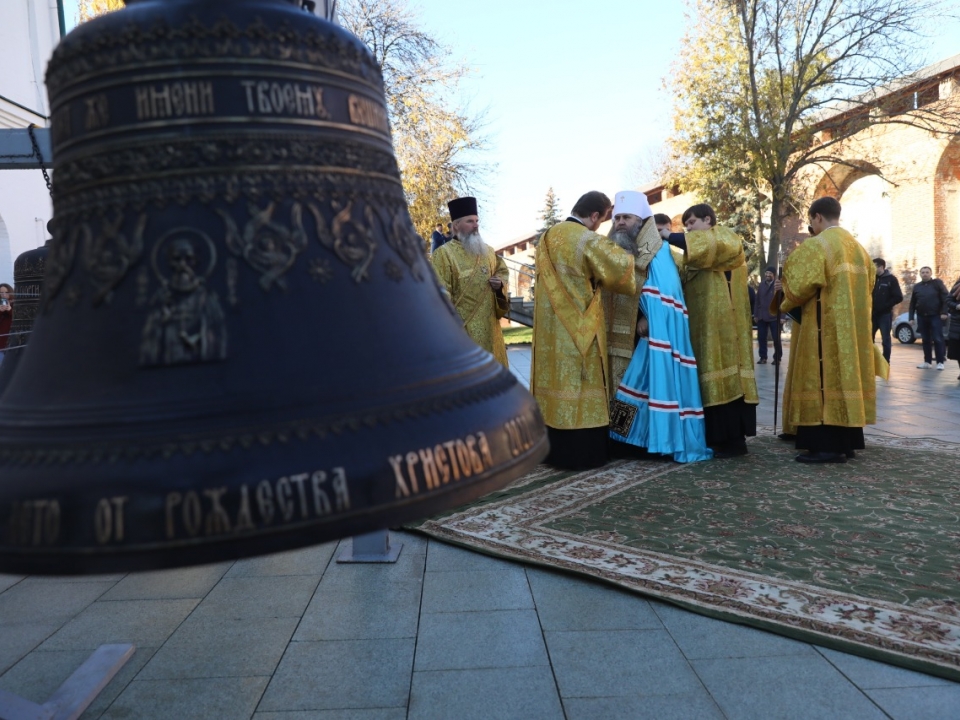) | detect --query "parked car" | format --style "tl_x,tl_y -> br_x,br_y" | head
893,312 -> 950,344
